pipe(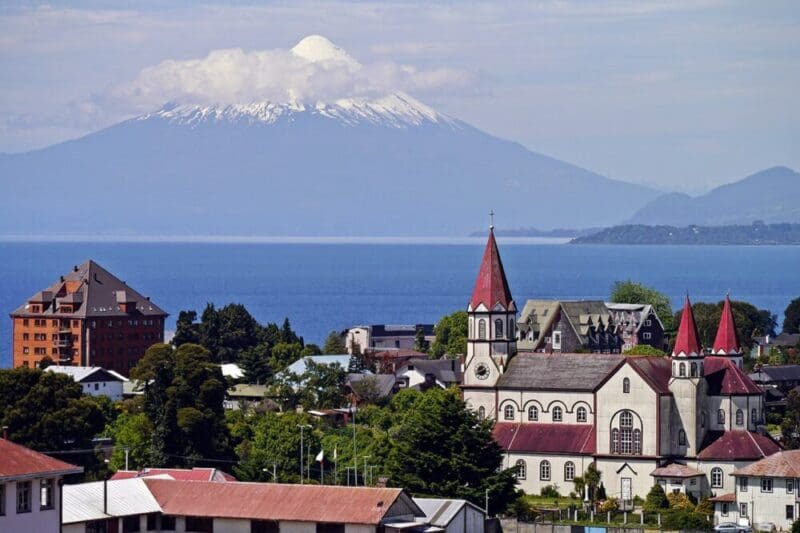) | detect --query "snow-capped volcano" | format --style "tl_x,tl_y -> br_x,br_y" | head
290,35 -> 360,67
